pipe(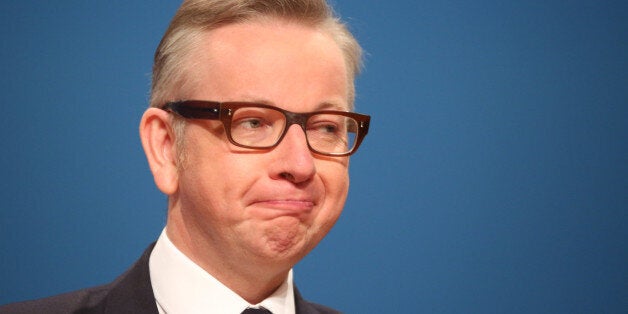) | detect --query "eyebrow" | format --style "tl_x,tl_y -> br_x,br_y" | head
240,96 -> 348,112
316,101 -> 348,111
